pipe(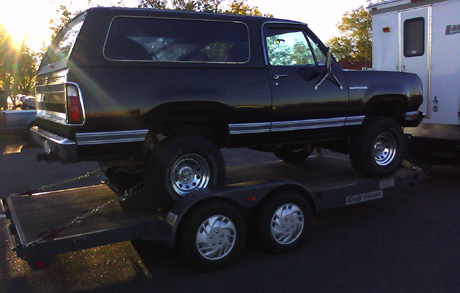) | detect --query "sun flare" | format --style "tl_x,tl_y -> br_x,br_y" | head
0,1 -> 54,50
